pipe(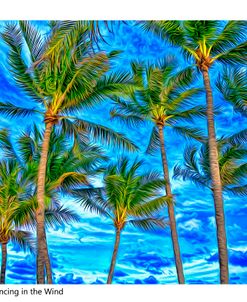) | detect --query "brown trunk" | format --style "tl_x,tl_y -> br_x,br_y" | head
36,122 -> 53,284
107,228 -> 121,284
44,230 -> 53,284
158,124 -> 185,284
0,243 -> 7,284
202,69 -> 229,284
